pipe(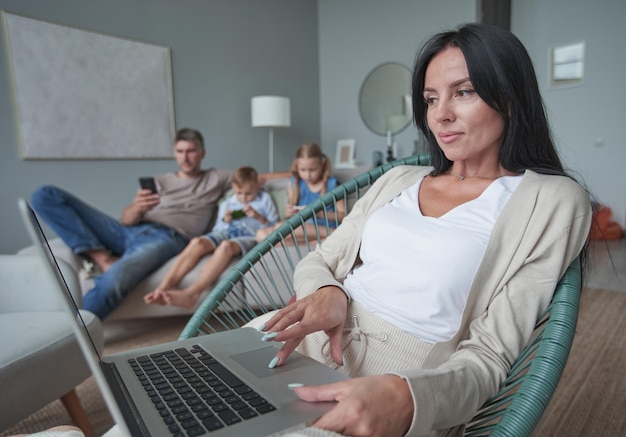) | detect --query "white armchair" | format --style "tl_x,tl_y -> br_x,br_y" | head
0,254 -> 104,437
